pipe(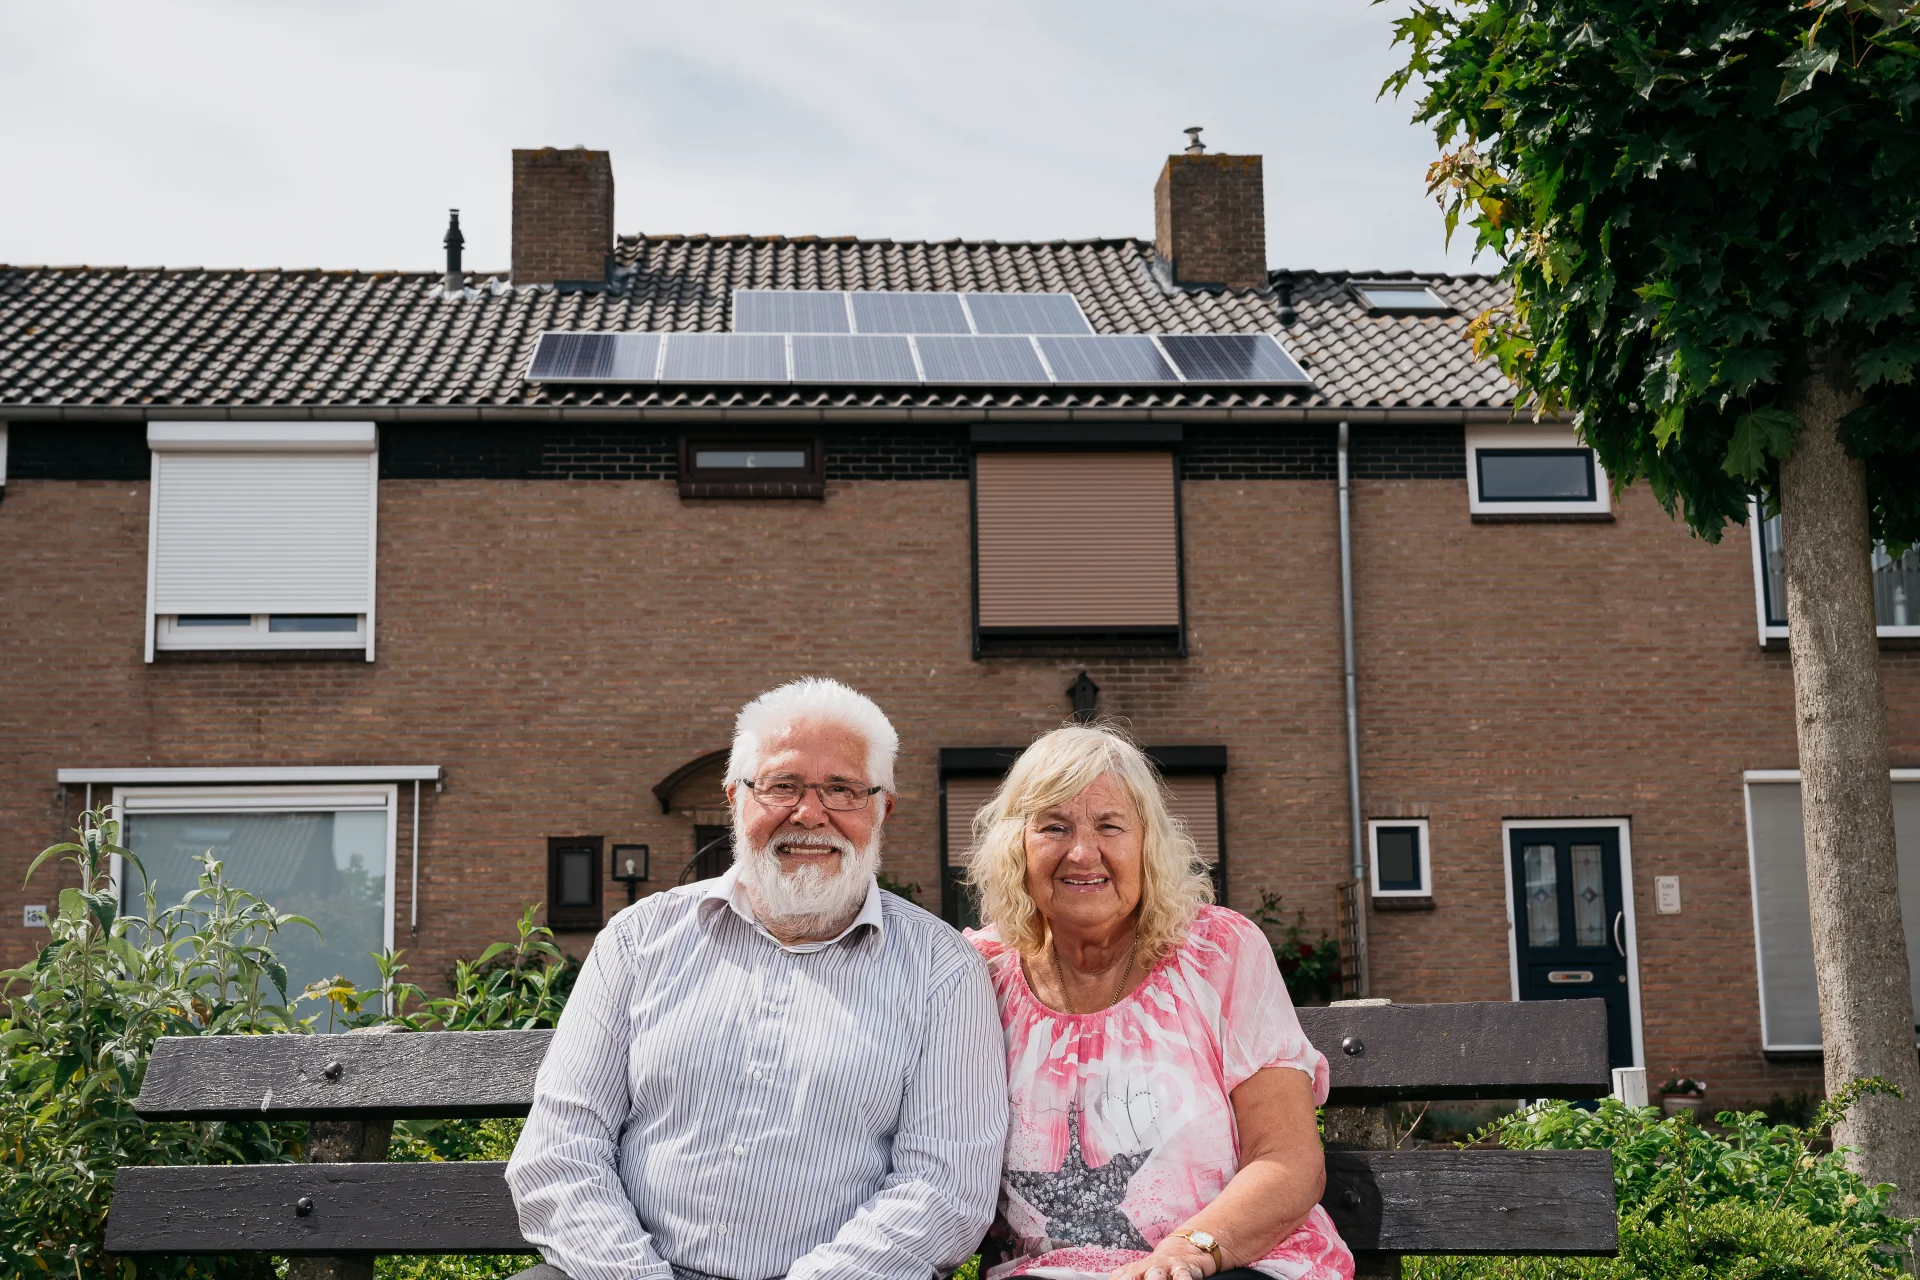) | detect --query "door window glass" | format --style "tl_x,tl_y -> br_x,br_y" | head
1523,844 -> 1560,947
1571,843 -> 1607,947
